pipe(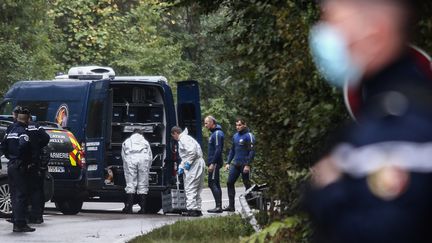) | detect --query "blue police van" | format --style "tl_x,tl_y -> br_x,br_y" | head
0,66 -> 202,214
